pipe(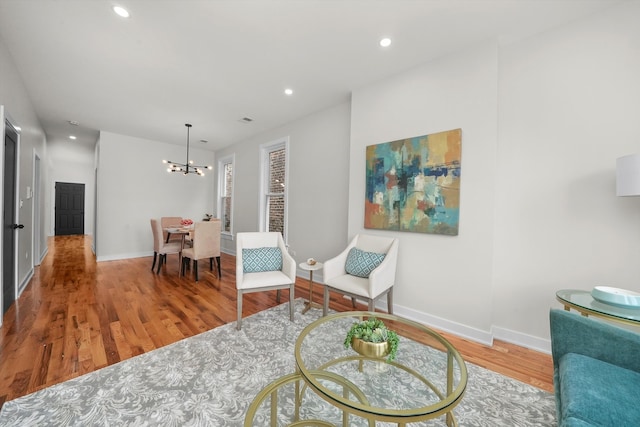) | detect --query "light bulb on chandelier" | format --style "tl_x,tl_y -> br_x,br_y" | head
162,123 -> 212,176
